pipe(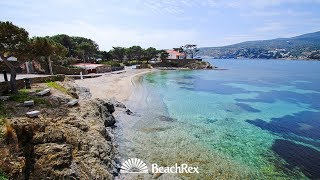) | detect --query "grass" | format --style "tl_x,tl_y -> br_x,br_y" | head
0,171 -> 8,180
46,81 -> 69,95
9,89 -> 30,103
9,89 -> 51,107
